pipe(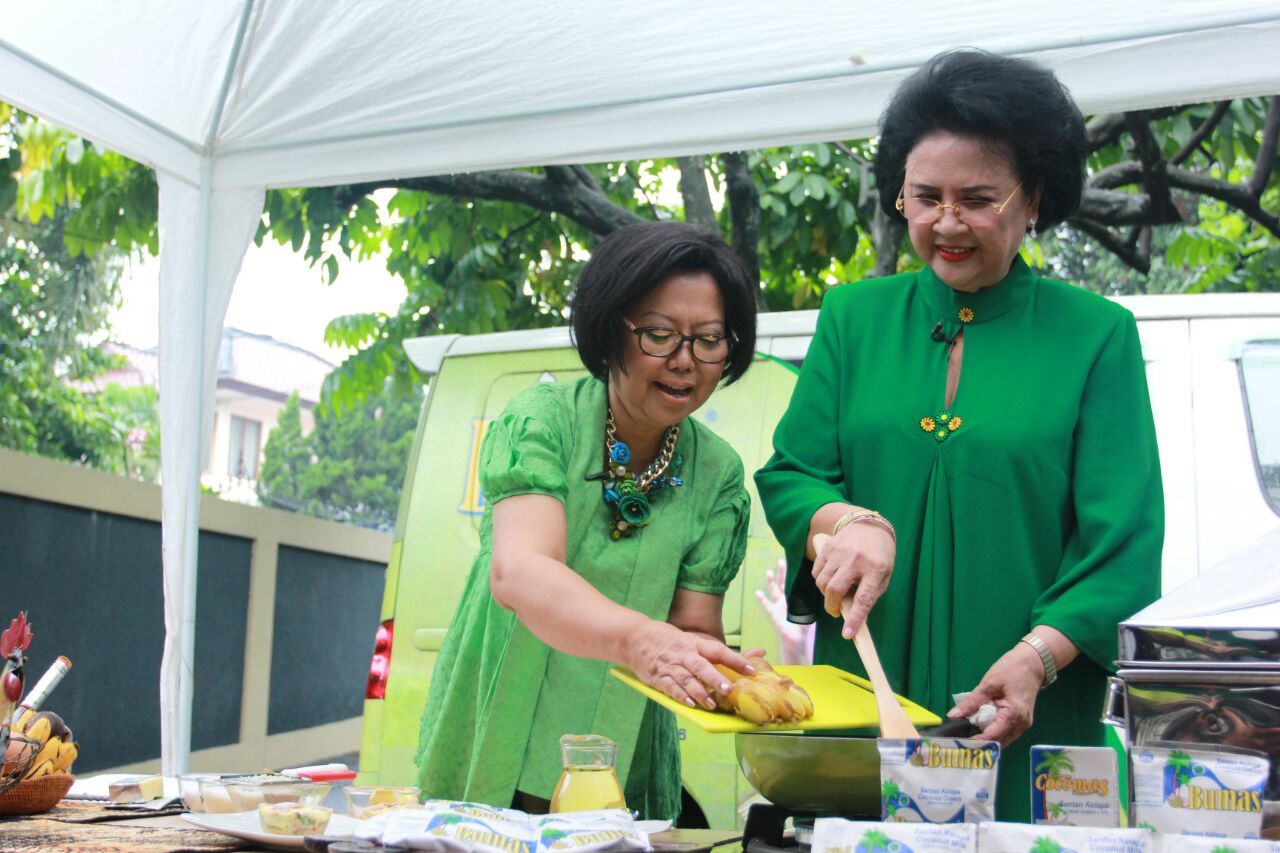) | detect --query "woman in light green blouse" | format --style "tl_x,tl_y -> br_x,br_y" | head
416,221 -> 759,820
756,50 -> 1164,821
